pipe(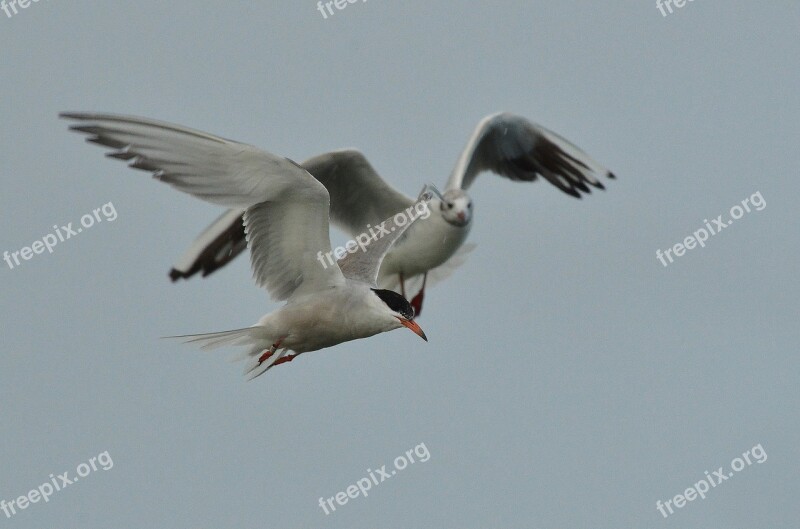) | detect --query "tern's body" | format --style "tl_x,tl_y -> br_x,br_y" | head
61,112 -> 429,380
257,282 -> 410,353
